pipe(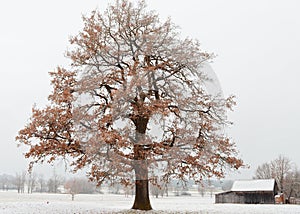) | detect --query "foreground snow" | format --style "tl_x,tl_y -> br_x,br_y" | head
0,191 -> 300,214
